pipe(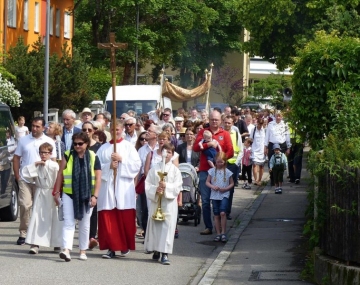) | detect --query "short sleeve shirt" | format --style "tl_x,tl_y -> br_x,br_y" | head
208,167 -> 233,200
